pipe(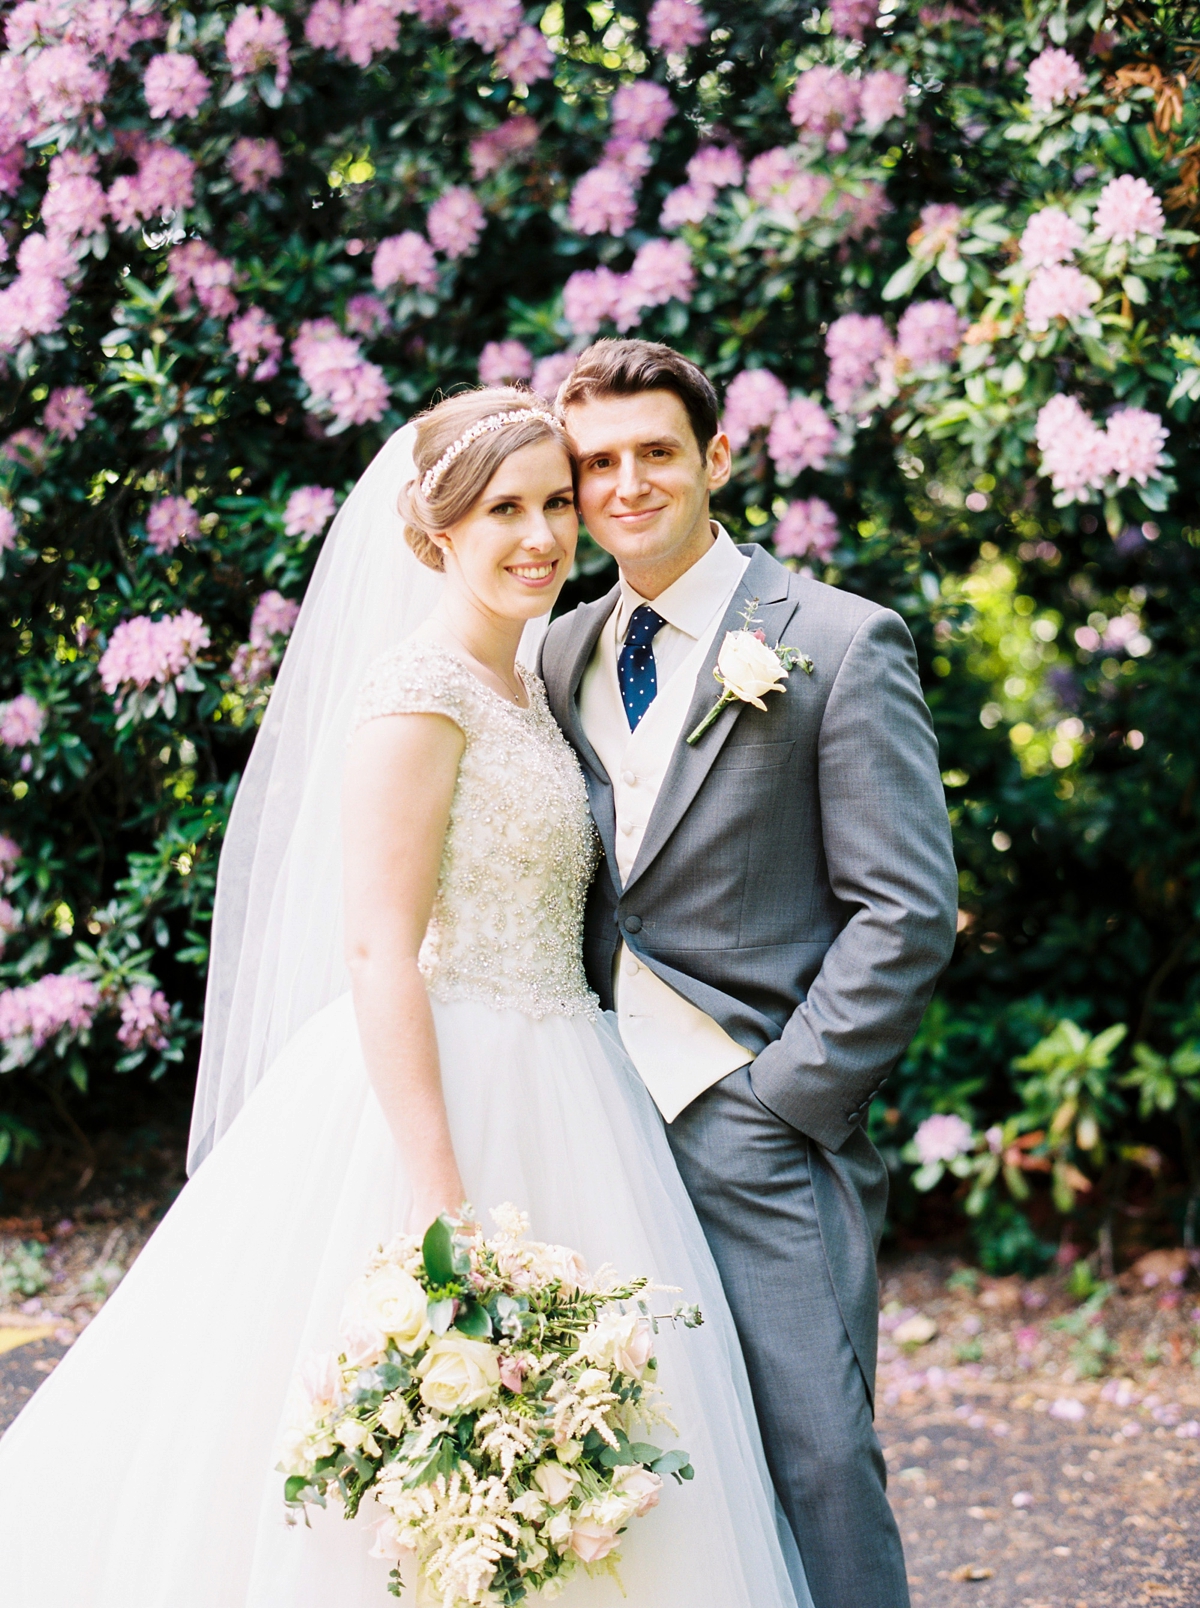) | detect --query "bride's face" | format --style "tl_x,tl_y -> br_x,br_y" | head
437,439 -> 578,621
